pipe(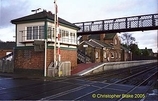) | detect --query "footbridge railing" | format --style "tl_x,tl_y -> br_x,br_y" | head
74,13 -> 158,34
